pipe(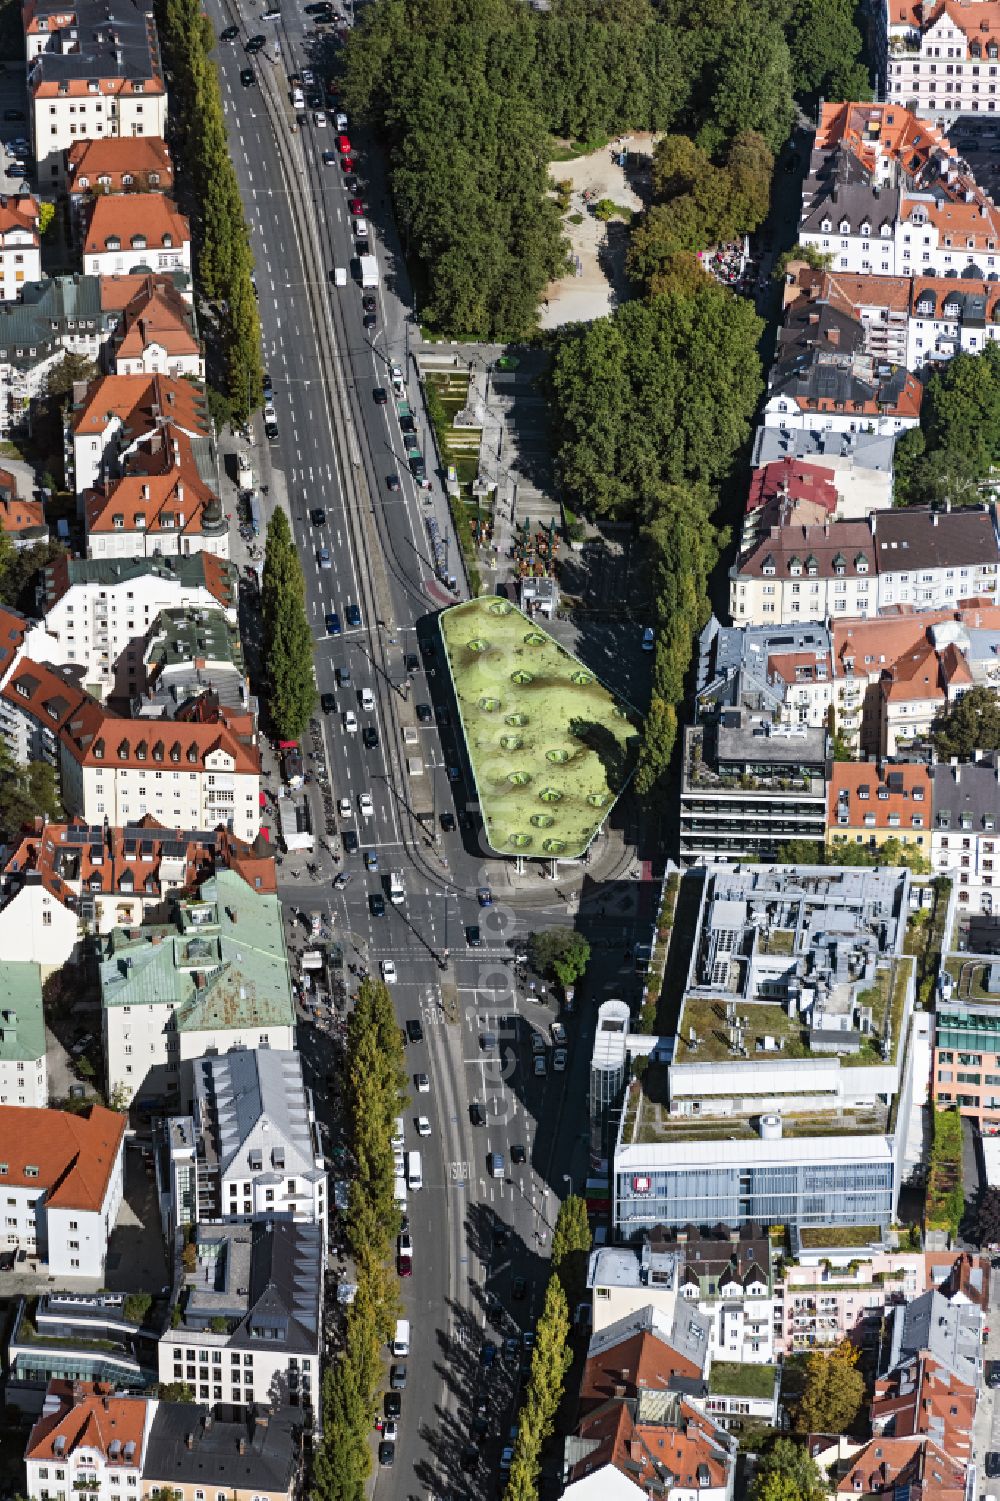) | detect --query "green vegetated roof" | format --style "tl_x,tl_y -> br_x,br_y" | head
708,1362 -> 778,1399
440,597 -> 640,858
